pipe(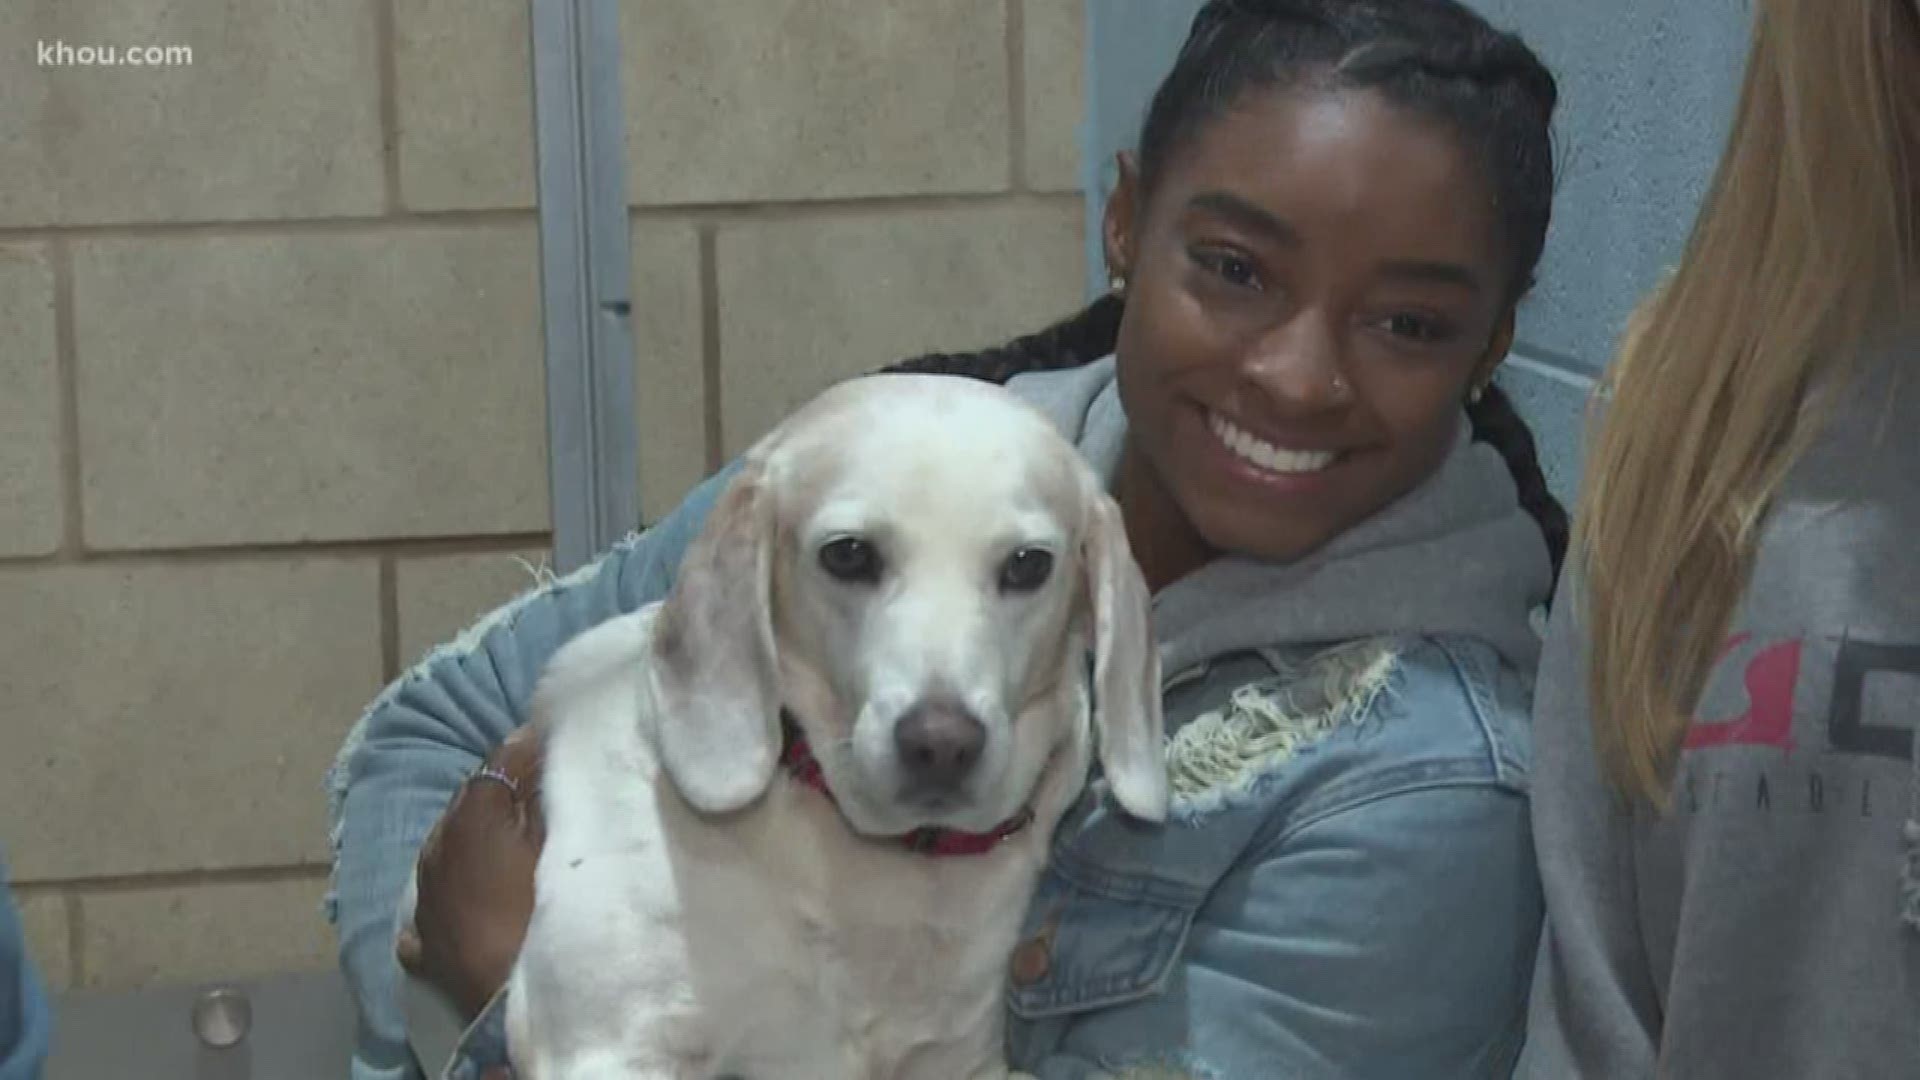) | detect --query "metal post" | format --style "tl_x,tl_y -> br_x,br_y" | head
530,0 -> 638,574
